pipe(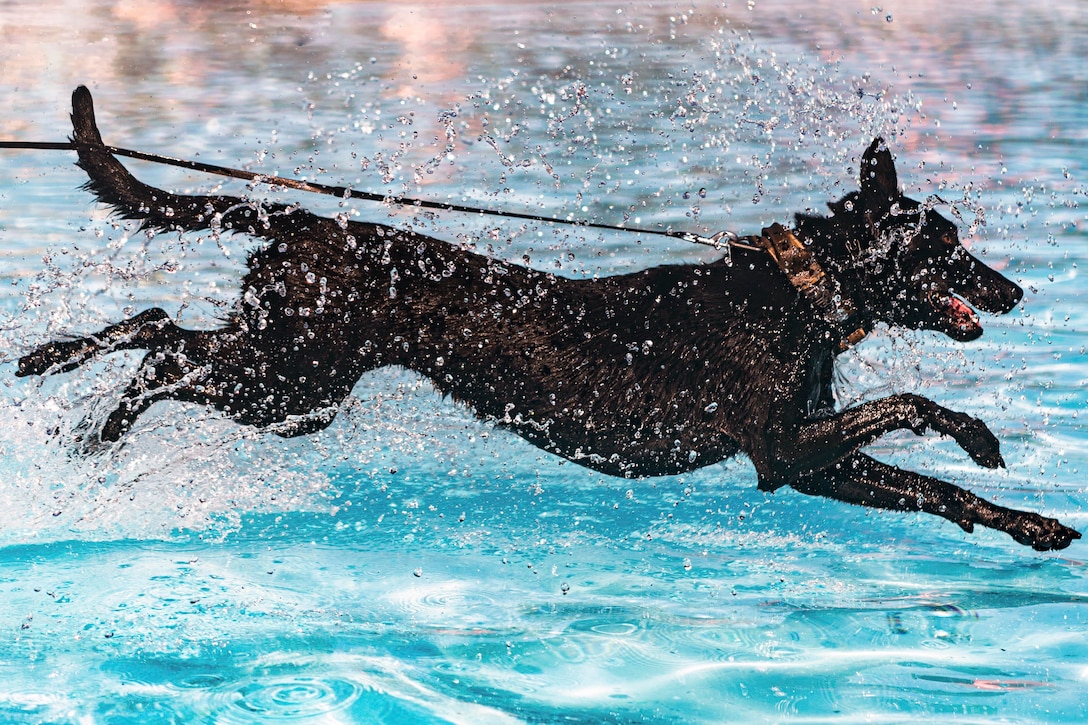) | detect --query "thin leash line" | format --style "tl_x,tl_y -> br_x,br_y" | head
0,139 -> 747,250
